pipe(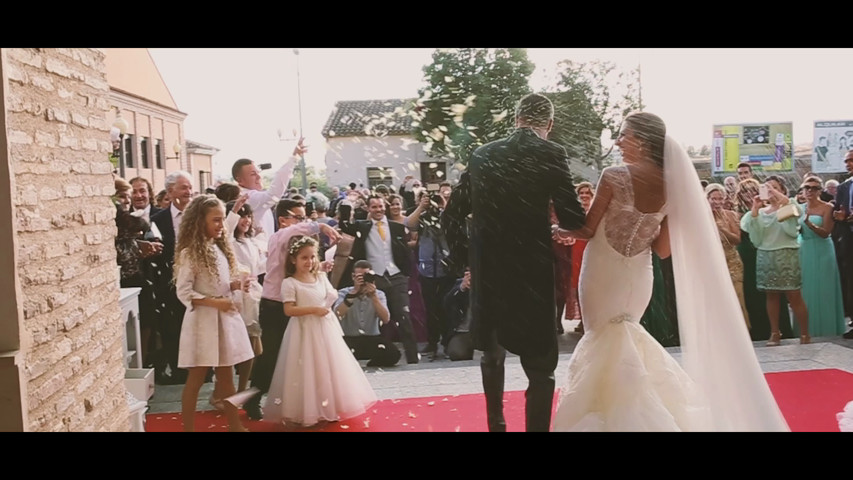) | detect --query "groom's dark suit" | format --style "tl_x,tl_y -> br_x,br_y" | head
445,127 -> 585,431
